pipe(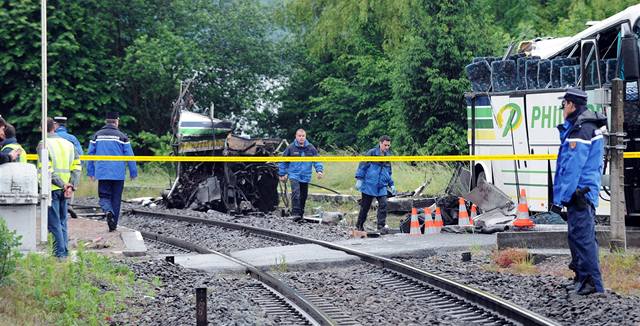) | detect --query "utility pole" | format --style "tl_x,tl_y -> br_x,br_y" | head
608,78 -> 626,251
40,0 -> 50,242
